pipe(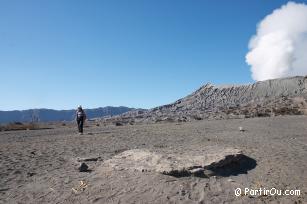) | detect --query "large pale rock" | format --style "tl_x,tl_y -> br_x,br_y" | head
101,147 -> 242,177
